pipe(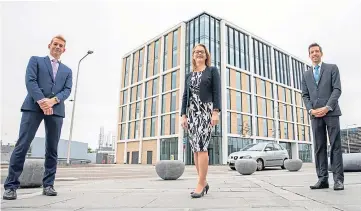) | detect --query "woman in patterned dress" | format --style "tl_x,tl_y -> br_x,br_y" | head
181,44 -> 221,198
